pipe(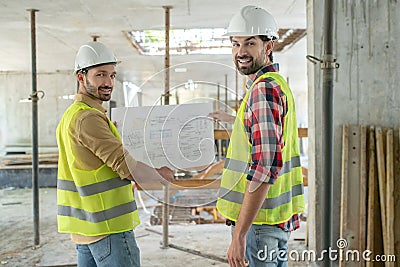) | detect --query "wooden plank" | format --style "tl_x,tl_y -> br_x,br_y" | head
192,160 -> 224,179
386,129 -> 394,267
192,159 -> 309,186
375,127 -> 388,257
301,167 -> 308,186
0,153 -> 58,160
213,128 -> 308,140
136,179 -> 221,190
214,129 -> 231,140
340,124 -> 349,267
0,153 -> 59,166
346,125 -> 363,257
359,125 -> 367,267
395,128 -> 400,262
298,127 -> 308,138
366,126 -> 380,267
